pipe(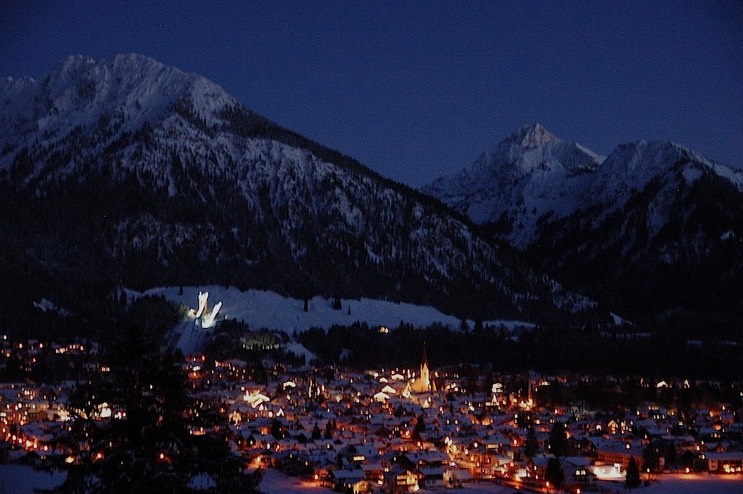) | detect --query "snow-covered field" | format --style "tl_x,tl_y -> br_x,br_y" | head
137,285 -> 536,334
258,468 -> 520,494
0,464 -> 65,493
258,469 -> 743,494
1,462 -> 740,493
629,473 -> 743,494
259,468 -> 326,493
